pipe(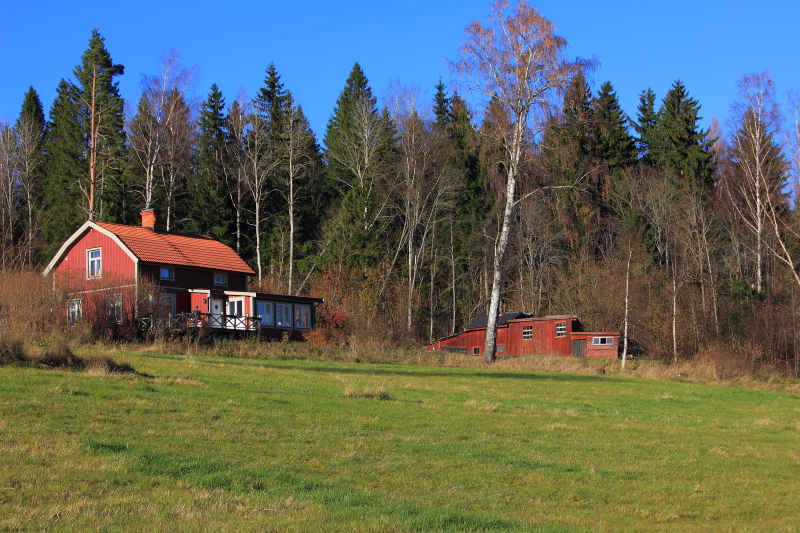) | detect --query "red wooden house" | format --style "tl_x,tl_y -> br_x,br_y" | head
43,209 -> 323,338
426,312 -> 619,359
